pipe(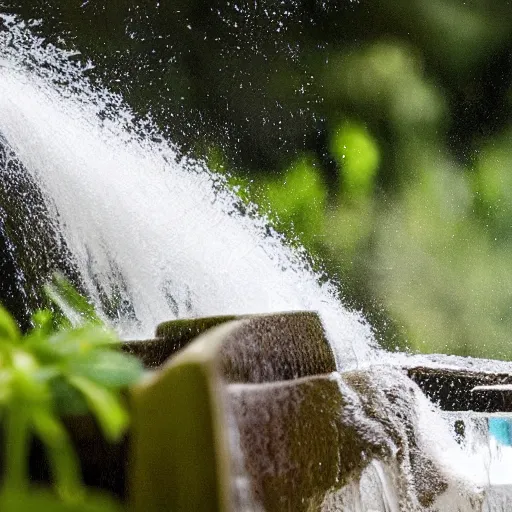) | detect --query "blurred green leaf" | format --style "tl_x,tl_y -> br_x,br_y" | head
0,305 -> 21,344
69,376 -> 129,442
330,121 -> 379,199
264,155 -> 326,247
44,273 -> 102,328
46,325 -> 119,355
31,310 -> 54,336
0,489 -> 123,512
31,407 -> 83,502
68,350 -> 144,389
0,279 -> 140,508
50,377 -> 89,416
